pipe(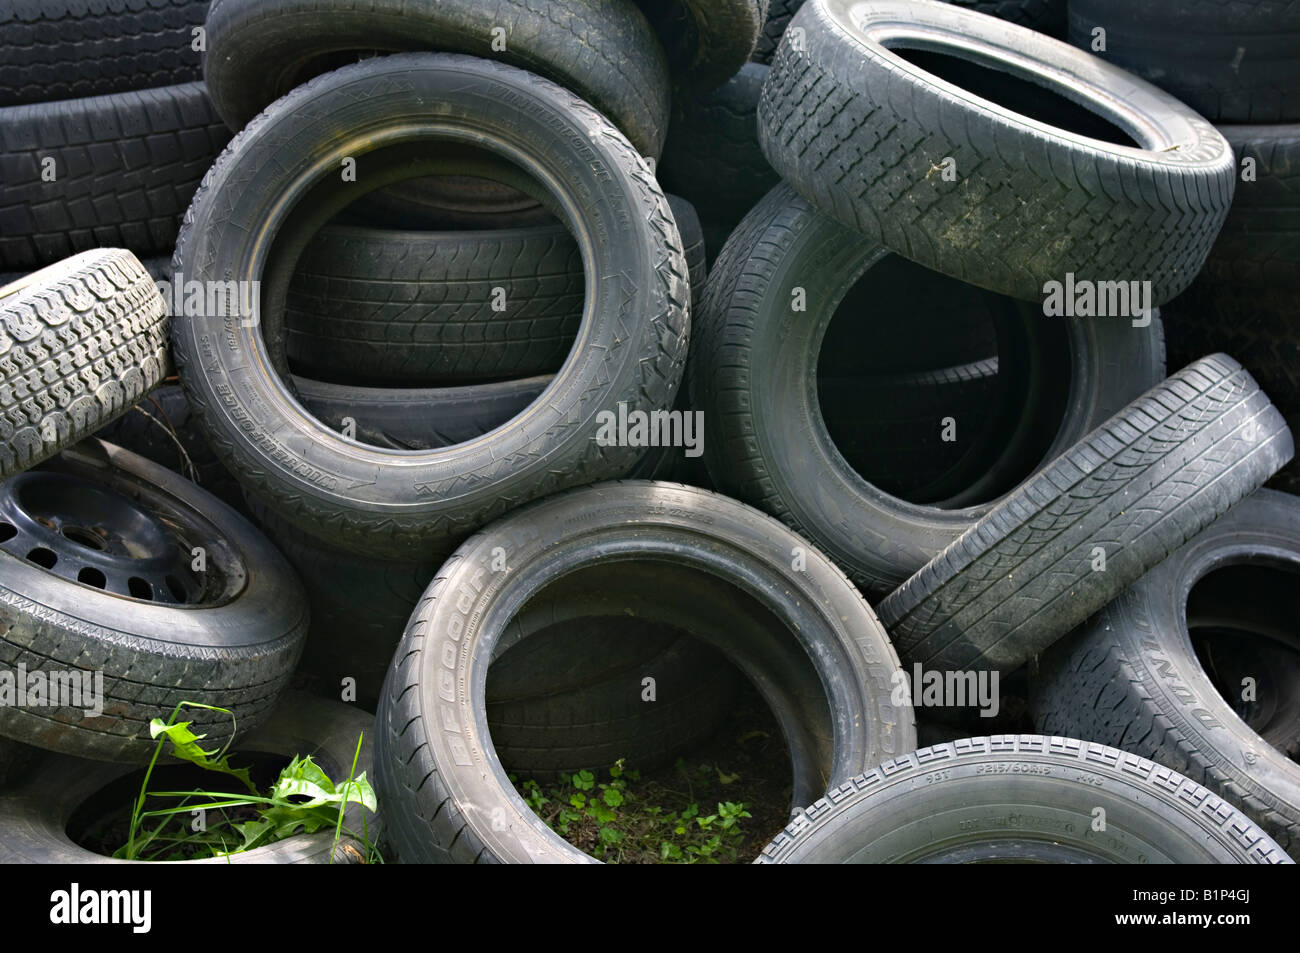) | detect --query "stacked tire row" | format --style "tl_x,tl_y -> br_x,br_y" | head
0,0 -> 1296,866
